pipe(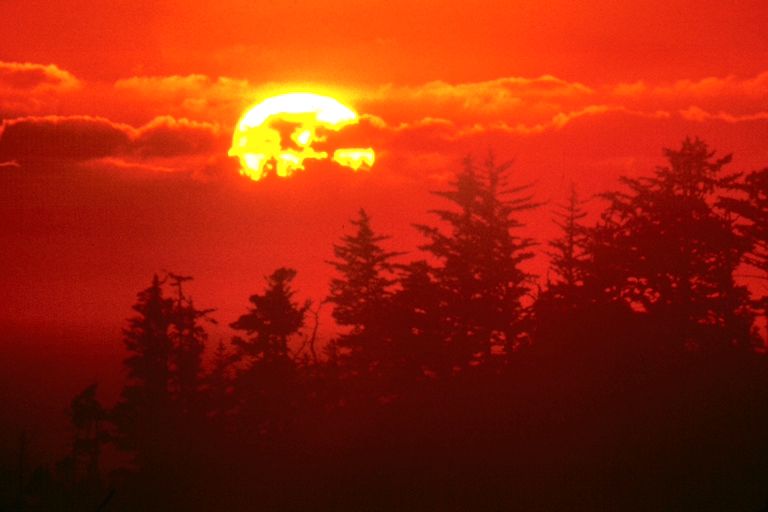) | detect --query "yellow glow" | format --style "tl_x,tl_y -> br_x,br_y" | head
229,92 -> 375,181
333,148 -> 376,170
294,128 -> 312,147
